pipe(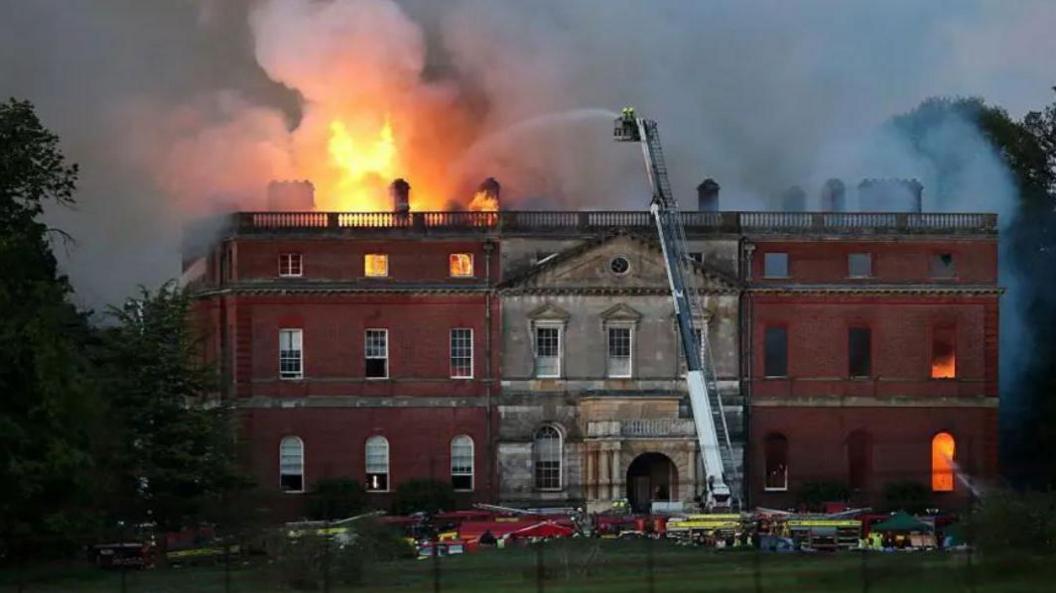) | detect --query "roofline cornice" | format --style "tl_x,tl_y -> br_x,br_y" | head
747,284 -> 1003,296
